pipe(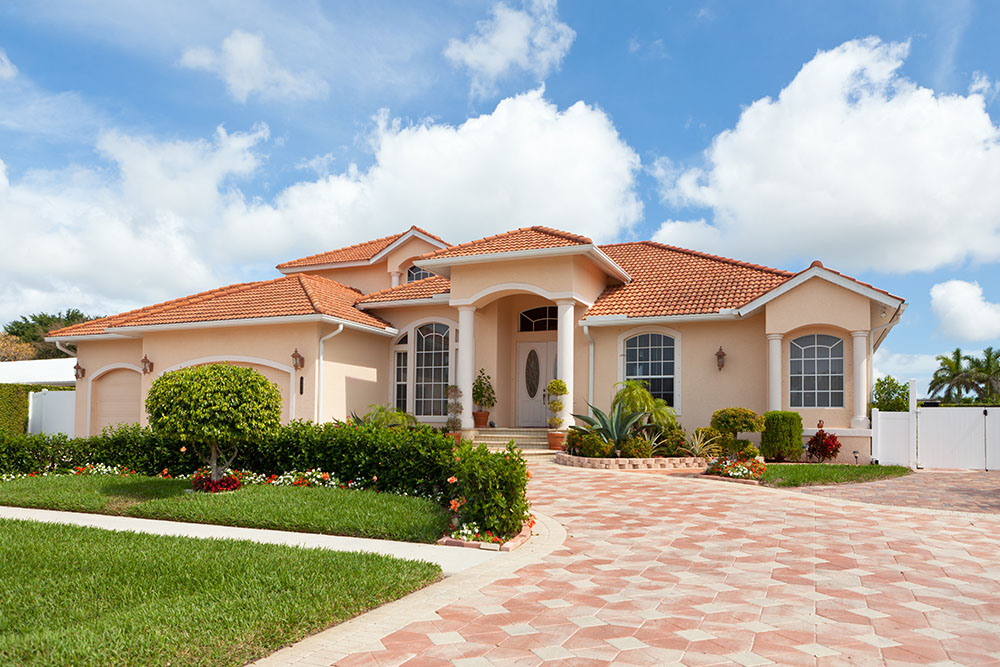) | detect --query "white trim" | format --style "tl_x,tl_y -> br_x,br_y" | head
390,316 -> 460,420
415,244 -> 631,283
277,228 -> 448,274
160,356 -> 295,421
450,283 -> 594,308
615,326 -> 683,416
581,312 -> 736,326
107,314 -> 397,337
85,363 -> 142,437
737,267 -> 904,316
44,333 -> 137,342
358,294 -> 451,310
317,324 -> 344,422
